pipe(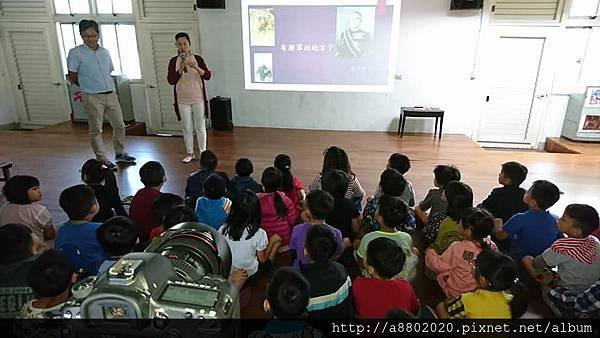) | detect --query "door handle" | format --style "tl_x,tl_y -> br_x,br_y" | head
52,82 -> 62,86
535,94 -> 548,99
148,84 -> 157,89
